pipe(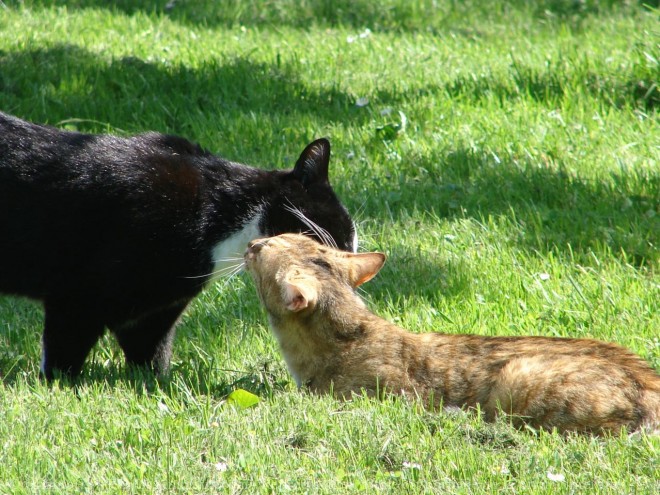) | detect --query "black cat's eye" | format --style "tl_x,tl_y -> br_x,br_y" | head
310,258 -> 332,271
